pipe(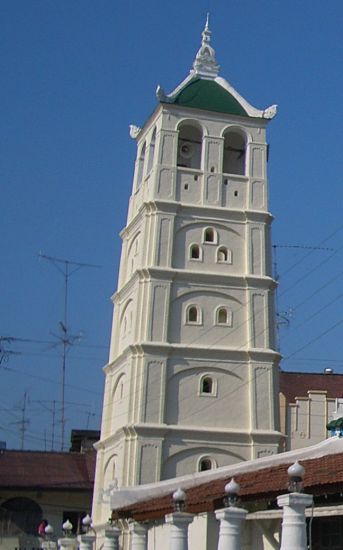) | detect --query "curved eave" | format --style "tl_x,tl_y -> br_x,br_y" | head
159,73 -> 277,120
